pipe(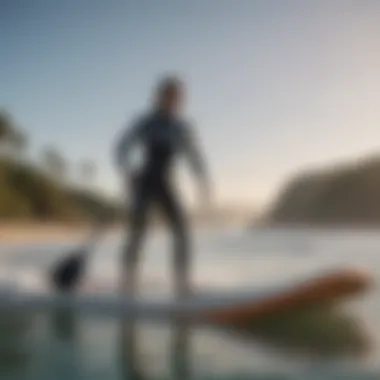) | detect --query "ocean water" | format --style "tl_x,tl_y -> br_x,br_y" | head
0,227 -> 380,379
